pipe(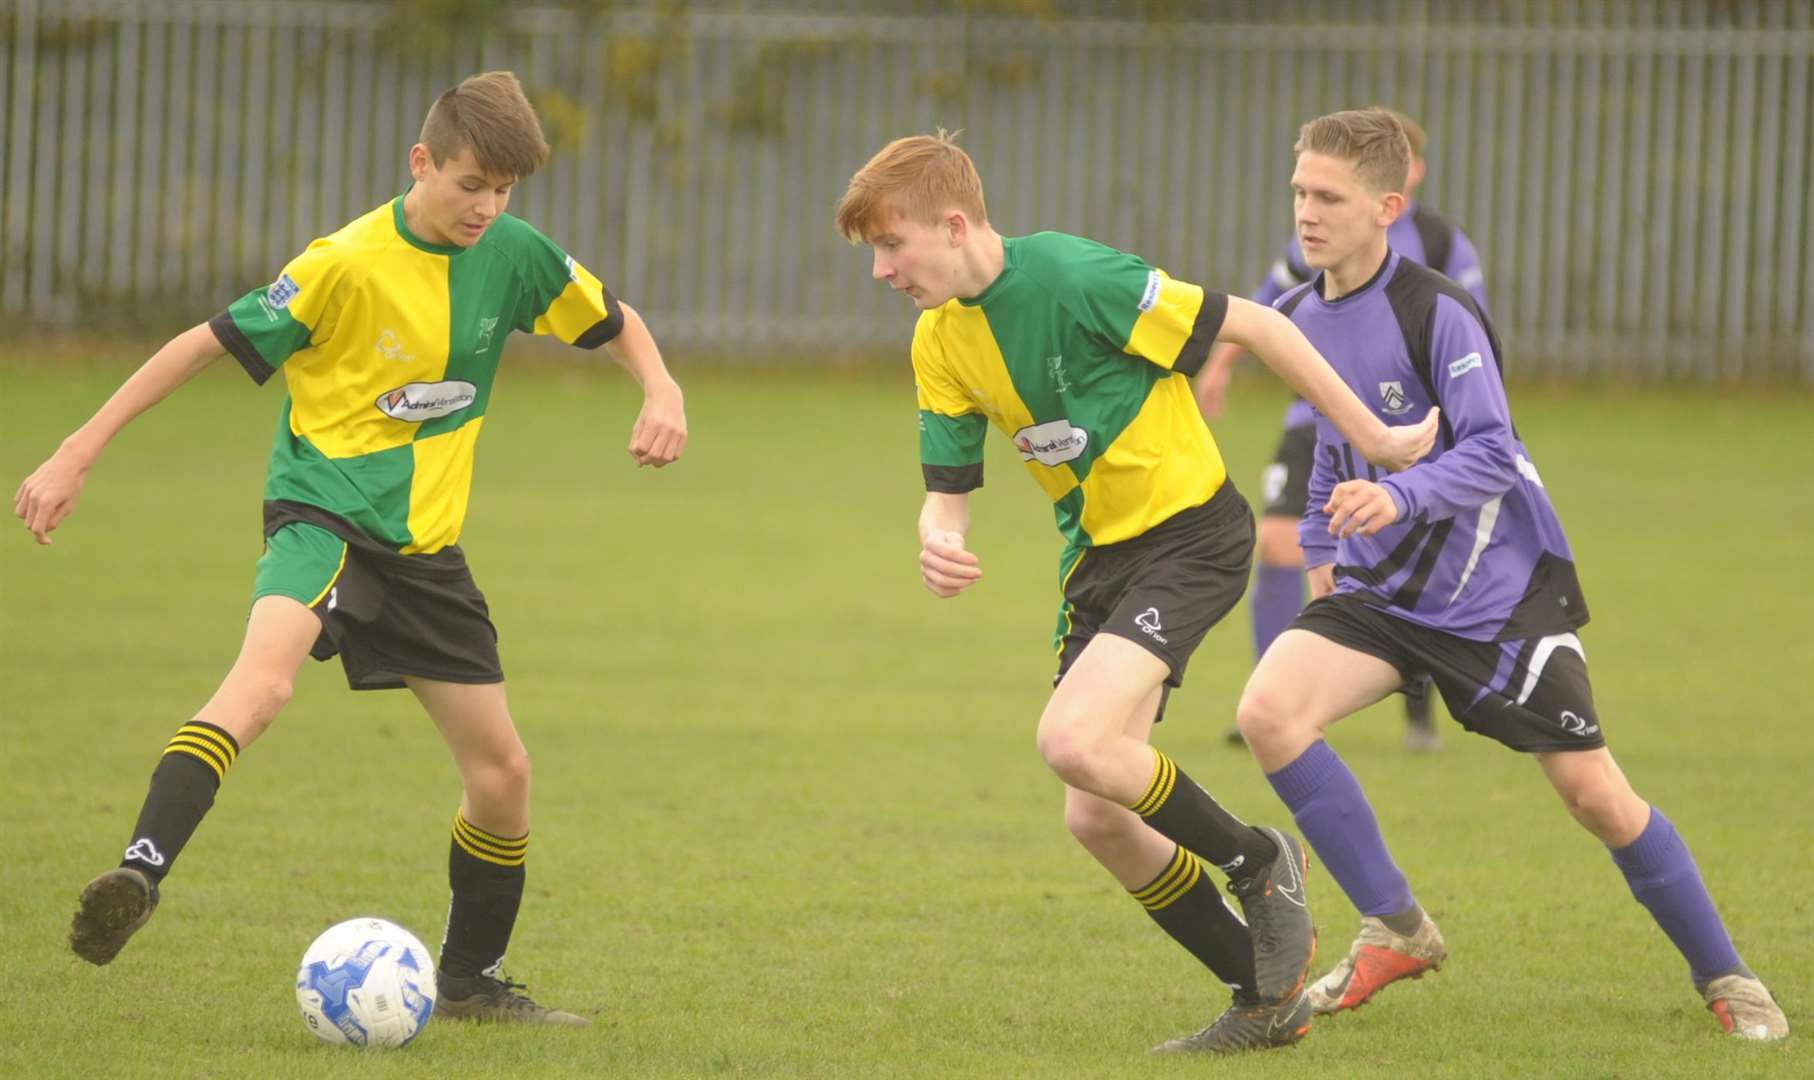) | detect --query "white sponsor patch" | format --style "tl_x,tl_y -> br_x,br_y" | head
268,272 -> 301,310
1138,269 -> 1163,312
375,380 -> 478,422
1012,417 -> 1089,466
564,254 -> 580,282
1448,351 -> 1484,378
